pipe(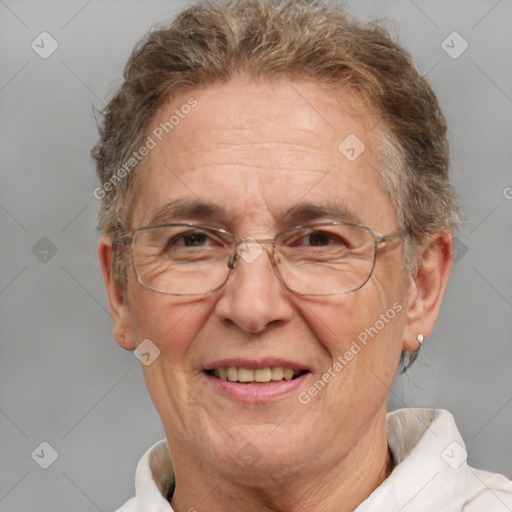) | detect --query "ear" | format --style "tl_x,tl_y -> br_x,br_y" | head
402,231 -> 453,352
97,234 -> 136,351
